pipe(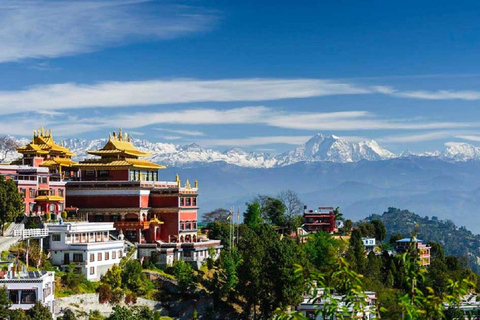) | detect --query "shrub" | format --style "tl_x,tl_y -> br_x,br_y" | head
97,284 -> 112,304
